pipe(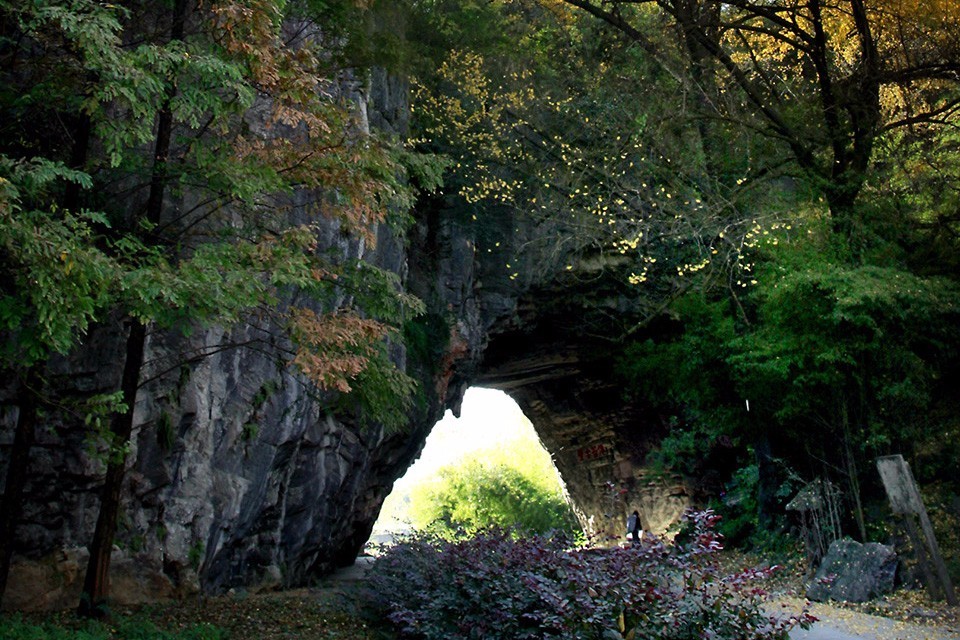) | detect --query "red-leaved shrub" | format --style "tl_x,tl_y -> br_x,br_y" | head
367,509 -> 815,639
